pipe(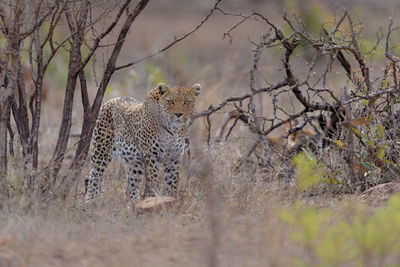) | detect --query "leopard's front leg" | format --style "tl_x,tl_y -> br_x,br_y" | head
163,136 -> 186,196
143,156 -> 160,197
163,157 -> 182,196
126,161 -> 145,202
